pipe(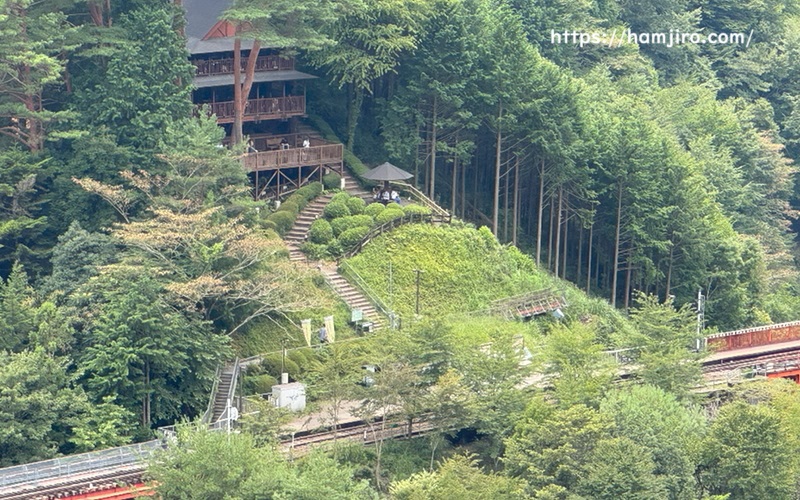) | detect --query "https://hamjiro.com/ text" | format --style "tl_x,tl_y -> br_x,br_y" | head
550,29 -> 754,48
